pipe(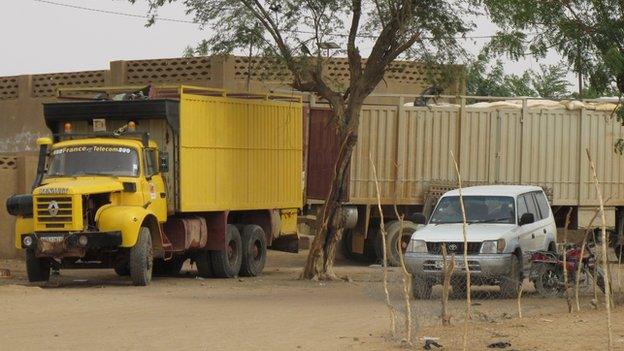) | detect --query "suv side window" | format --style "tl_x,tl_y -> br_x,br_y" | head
524,193 -> 541,220
516,196 -> 528,222
533,191 -> 550,219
